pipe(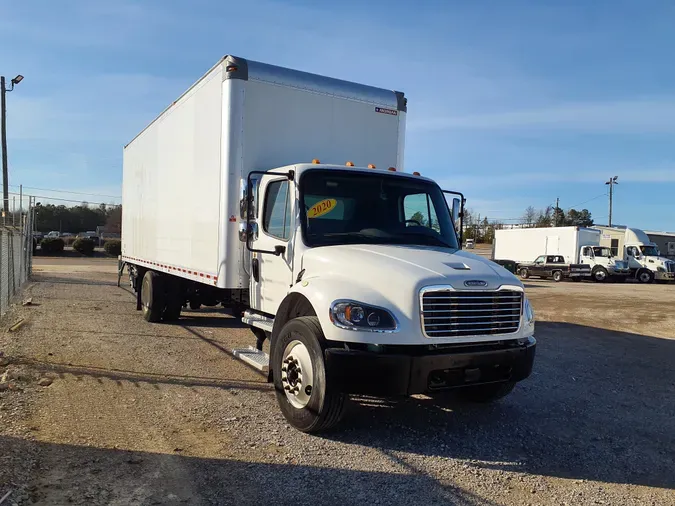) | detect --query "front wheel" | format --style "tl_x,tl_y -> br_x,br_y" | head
272,317 -> 346,433
636,269 -> 654,284
457,381 -> 516,403
592,266 -> 609,283
552,270 -> 563,282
